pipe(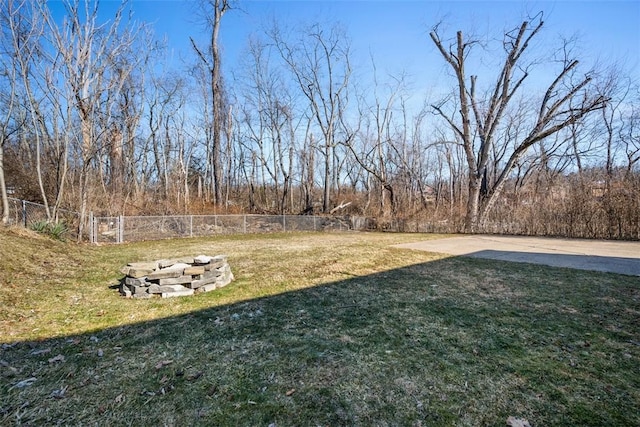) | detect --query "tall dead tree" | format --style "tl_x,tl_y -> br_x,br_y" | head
1,0 -> 51,220
191,0 -> 230,206
44,0 -> 142,239
430,16 -> 608,232
237,37 -> 297,213
345,67 -> 404,217
0,1 -> 22,224
620,87 -> 640,175
271,22 -> 352,213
